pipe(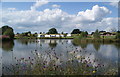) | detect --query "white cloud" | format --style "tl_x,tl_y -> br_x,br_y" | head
52,4 -> 61,8
30,0 -> 48,11
77,5 -> 111,23
8,8 -> 16,11
1,4 -> 118,33
109,2 -> 118,8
